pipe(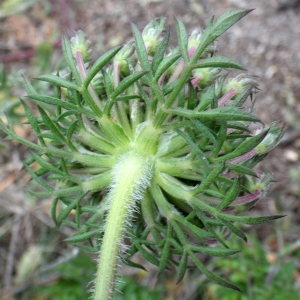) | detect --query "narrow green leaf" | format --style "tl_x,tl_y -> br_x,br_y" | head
50,198 -> 59,226
187,82 -> 196,110
162,79 -> 180,95
190,9 -> 252,64
111,71 -> 149,99
36,74 -> 79,90
193,56 -> 244,70
62,35 -> 81,84
194,163 -> 225,194
154,53 -> 181,80
158,224 -> 172,275
174,17 -> 188,63
231,84 -> 254,107
225,162 -> 257,177
196,208 -> 229,248
57,110 -> 80,121
84,46 -> 121,87
38,107 -> 66,142
218,217 -> 247,241
175,214 -> 213,238
190,245 -> 240,256
211,121 -> 227,159
23,78 -> 56,116
27,94 -> 76,110
26,94 -> 94,118
114,95 -> 140,102
177,250 -> 188,283
24,164 -> 53,191
38,132 -> 63,142
23,75 -> 37,95
172,107 -> 261,123
133,77 -> 150,107
101,68 -> 113,98
214,129 -> 268,162
31,152 -> 65,176
218,213 -> 285,224
212,9 -> 253,40
120,257 -> 147,271
64,229 -> 99,243
135,243 -> 160,267
196,84 -> 215,111
175,129 -> 210,171
152,29 -> 170,73
131,23 -> 152,74
62,220 -> 79,228
216,179 -> 240,211
21,100 -> 46,146
0,117 -> 51,153
28,186 -> 82,198
67,120 -> 79,141
72,243 -> 99,253
215,73 -> 228,98
57,193 -> 85,225
191,119 -> 217,144
189,251 -> 241,291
